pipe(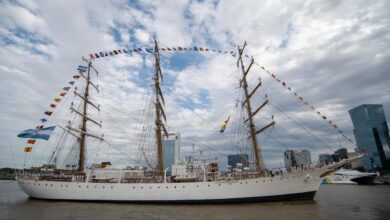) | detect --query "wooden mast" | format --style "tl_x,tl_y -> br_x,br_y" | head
237,42 -> 262,171
153,37 -> 168,175
78,60 -> 91,172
